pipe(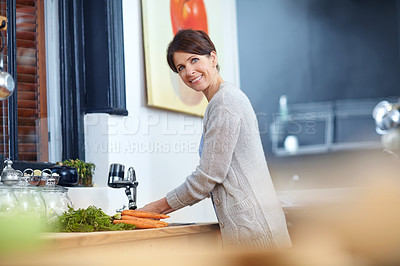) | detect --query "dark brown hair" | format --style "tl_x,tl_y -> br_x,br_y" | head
167,29 -> 220,73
